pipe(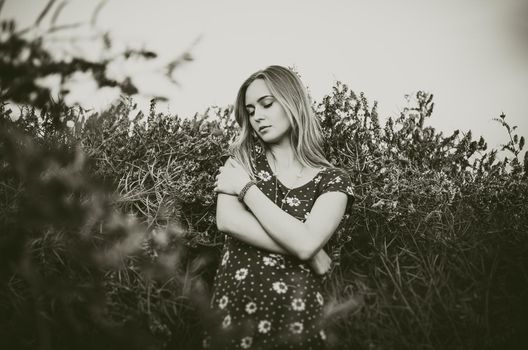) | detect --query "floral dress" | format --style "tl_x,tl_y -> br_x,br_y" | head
203,146 -> 354,349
